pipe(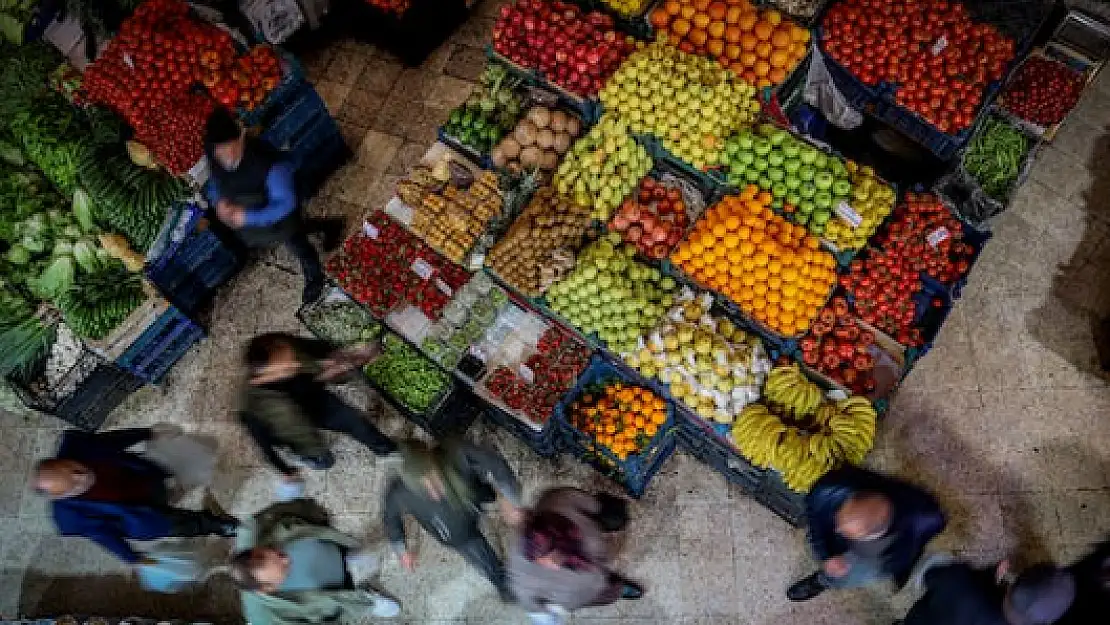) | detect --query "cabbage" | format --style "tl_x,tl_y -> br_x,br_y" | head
30,254 -> 74,299
21,234 -> 45,254
73,239 -> 99,274
6,244 -> 30,266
